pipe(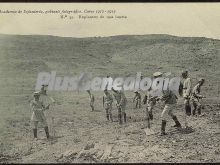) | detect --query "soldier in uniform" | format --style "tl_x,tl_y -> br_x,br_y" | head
103,89 -> 114,121
160,89 -> 182,135
111,88 -> 127,124
181,70 -> 192,128
133,91 -> 142,109
146,87 -> 158,120
87,90 -> 95,111
145,72 -> 163,121
30,92 -> 50,139
191,78 -> 205,115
